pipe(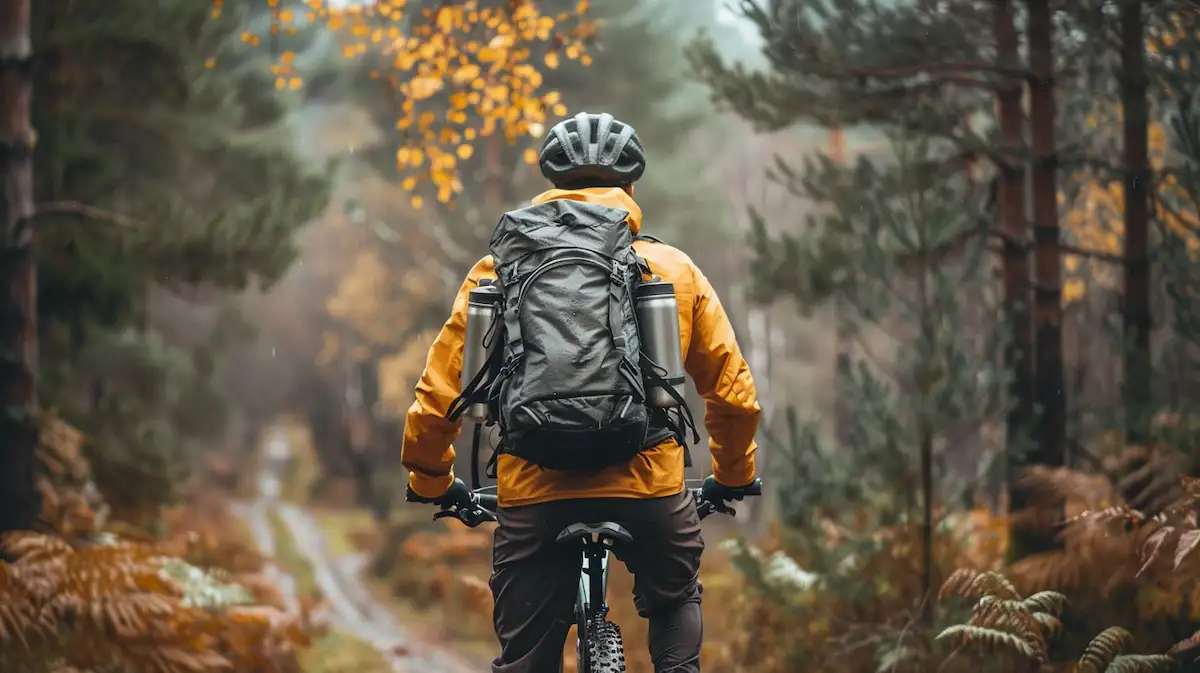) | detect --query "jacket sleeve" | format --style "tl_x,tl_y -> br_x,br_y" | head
683,263 -> 761,487
401,257 -> 492,498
